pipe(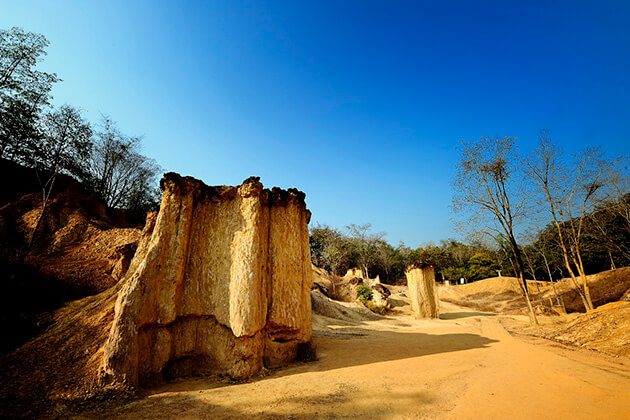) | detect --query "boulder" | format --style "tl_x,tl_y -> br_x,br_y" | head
372,283 -> 391,299
368,286 -> 390,313
343,268 -> 380,287
101,174 -> 313,386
